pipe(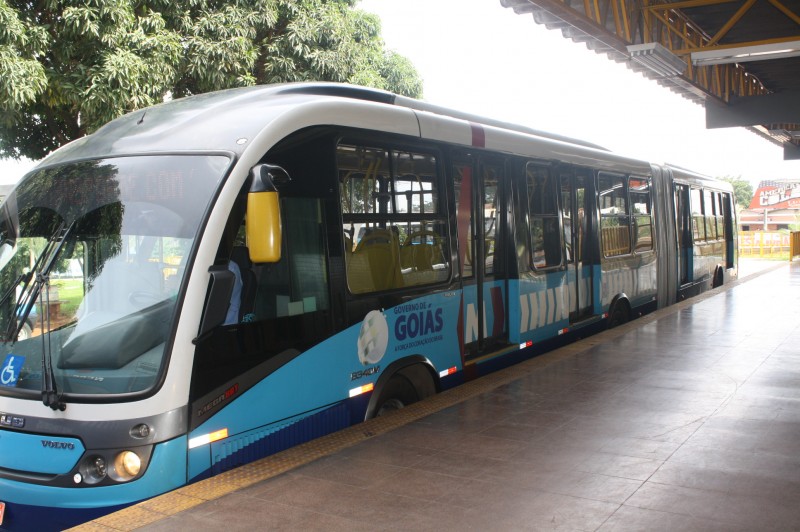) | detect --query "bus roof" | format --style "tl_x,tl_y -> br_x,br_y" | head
37,83 -> 641,173
666,164 -> 734,192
